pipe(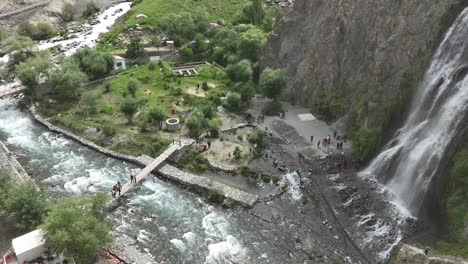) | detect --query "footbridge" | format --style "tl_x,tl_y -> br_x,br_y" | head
110,139 -> 193,202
